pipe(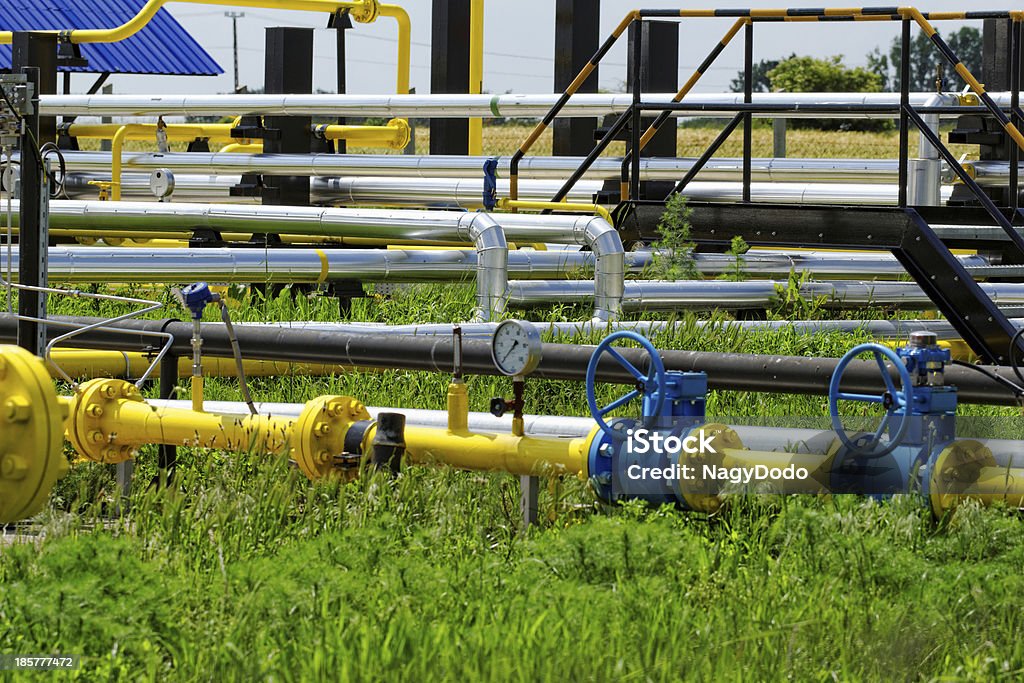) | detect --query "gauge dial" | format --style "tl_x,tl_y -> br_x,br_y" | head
491,320 -> 542,377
